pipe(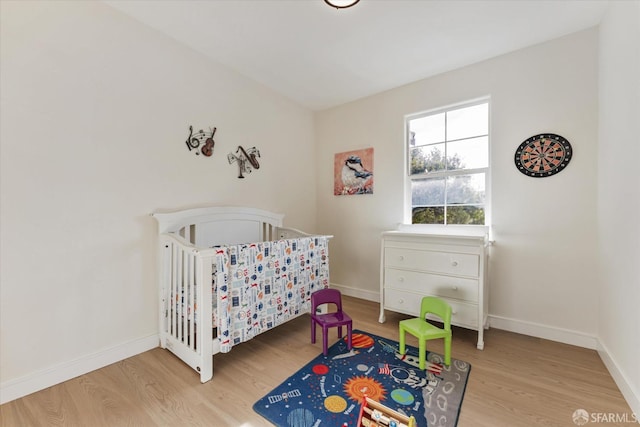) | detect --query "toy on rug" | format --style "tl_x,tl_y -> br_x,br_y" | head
357,396 -> 417,427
